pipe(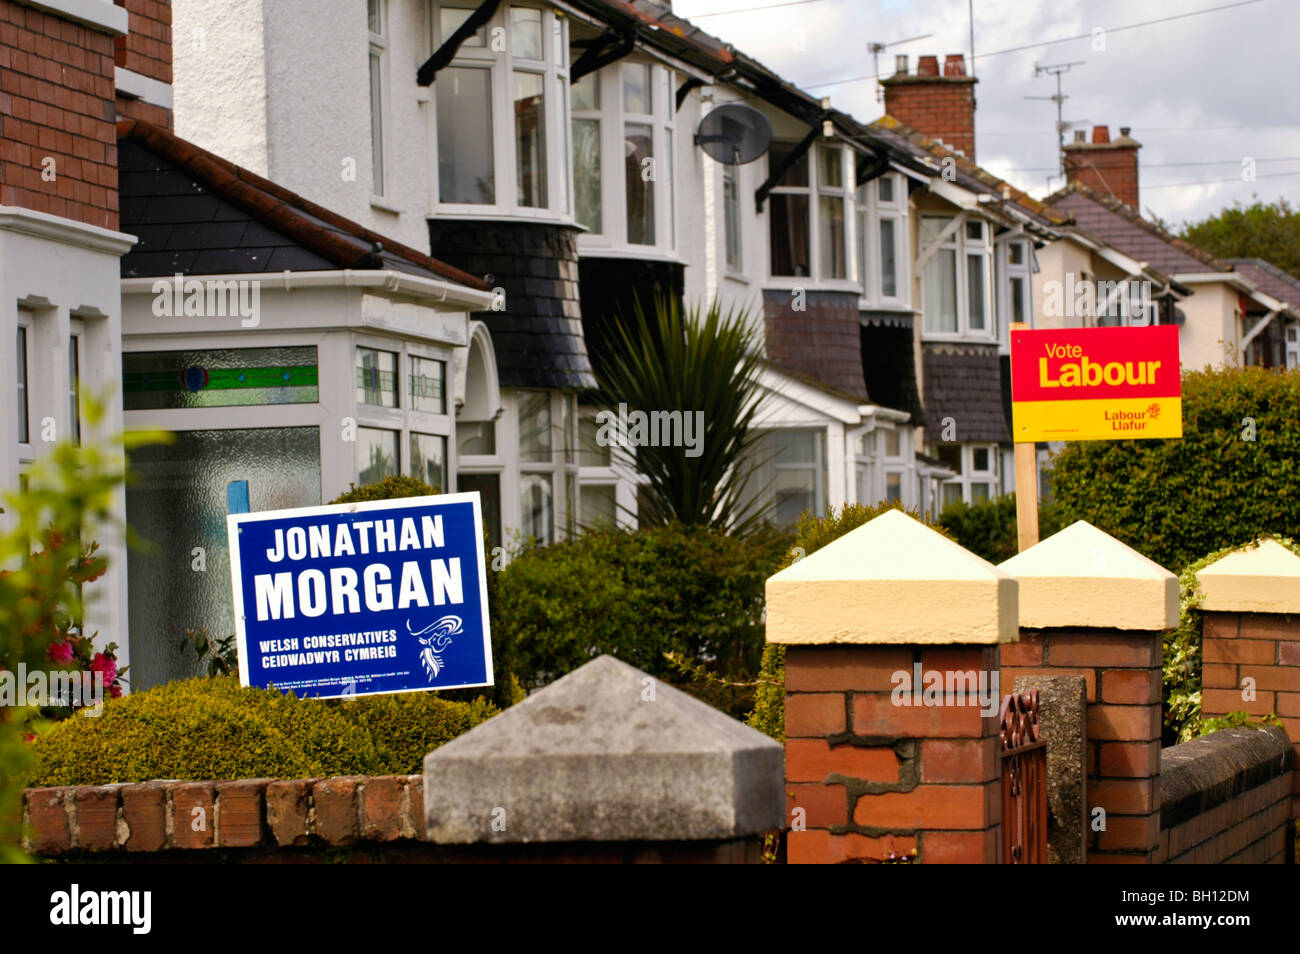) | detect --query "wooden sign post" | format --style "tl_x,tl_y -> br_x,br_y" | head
1009,323 -> 1038,552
